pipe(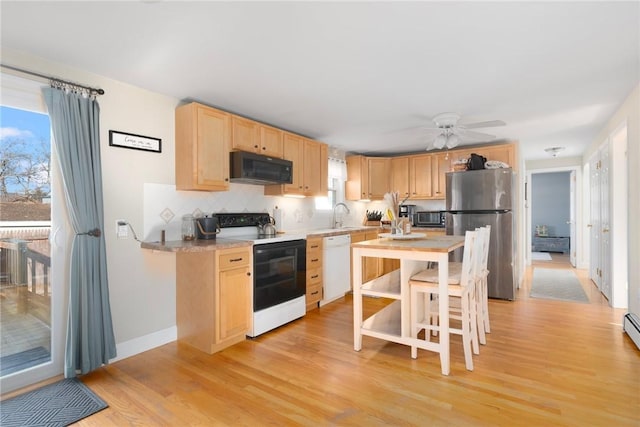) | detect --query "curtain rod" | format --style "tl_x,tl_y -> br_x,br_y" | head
1,63 -> 105,95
